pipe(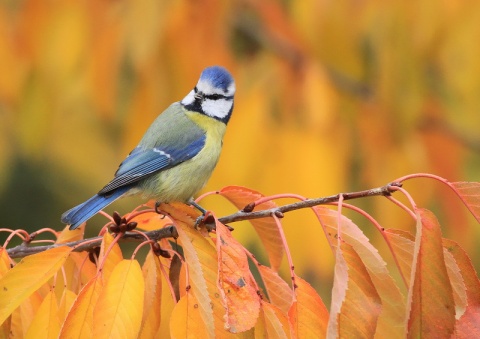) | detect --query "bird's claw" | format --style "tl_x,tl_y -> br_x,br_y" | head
194,215 -> 205,230
154,201 -> 167,219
